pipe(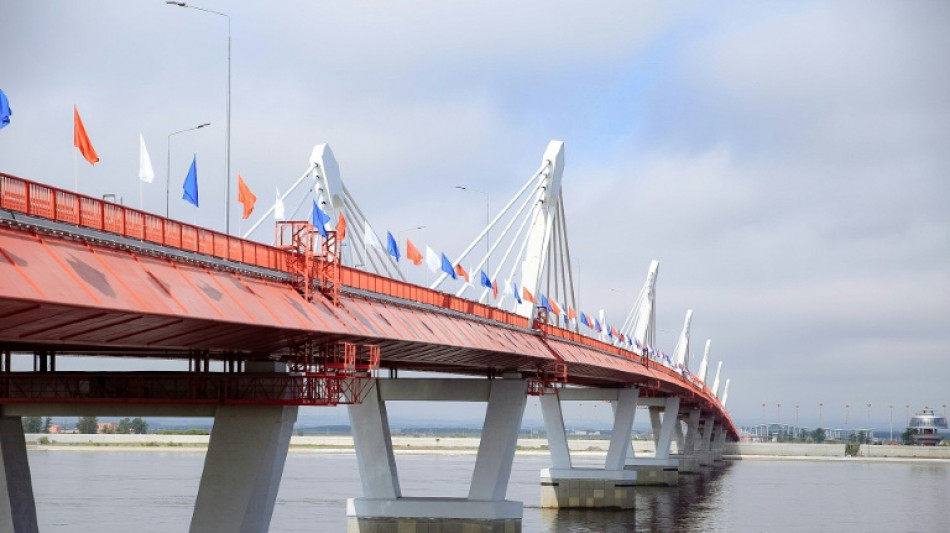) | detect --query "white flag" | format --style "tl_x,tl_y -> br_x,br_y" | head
425,245 -> 440,273
364,220 -> 383,249
274,187 -> 285,220
138,134 -> 155,183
